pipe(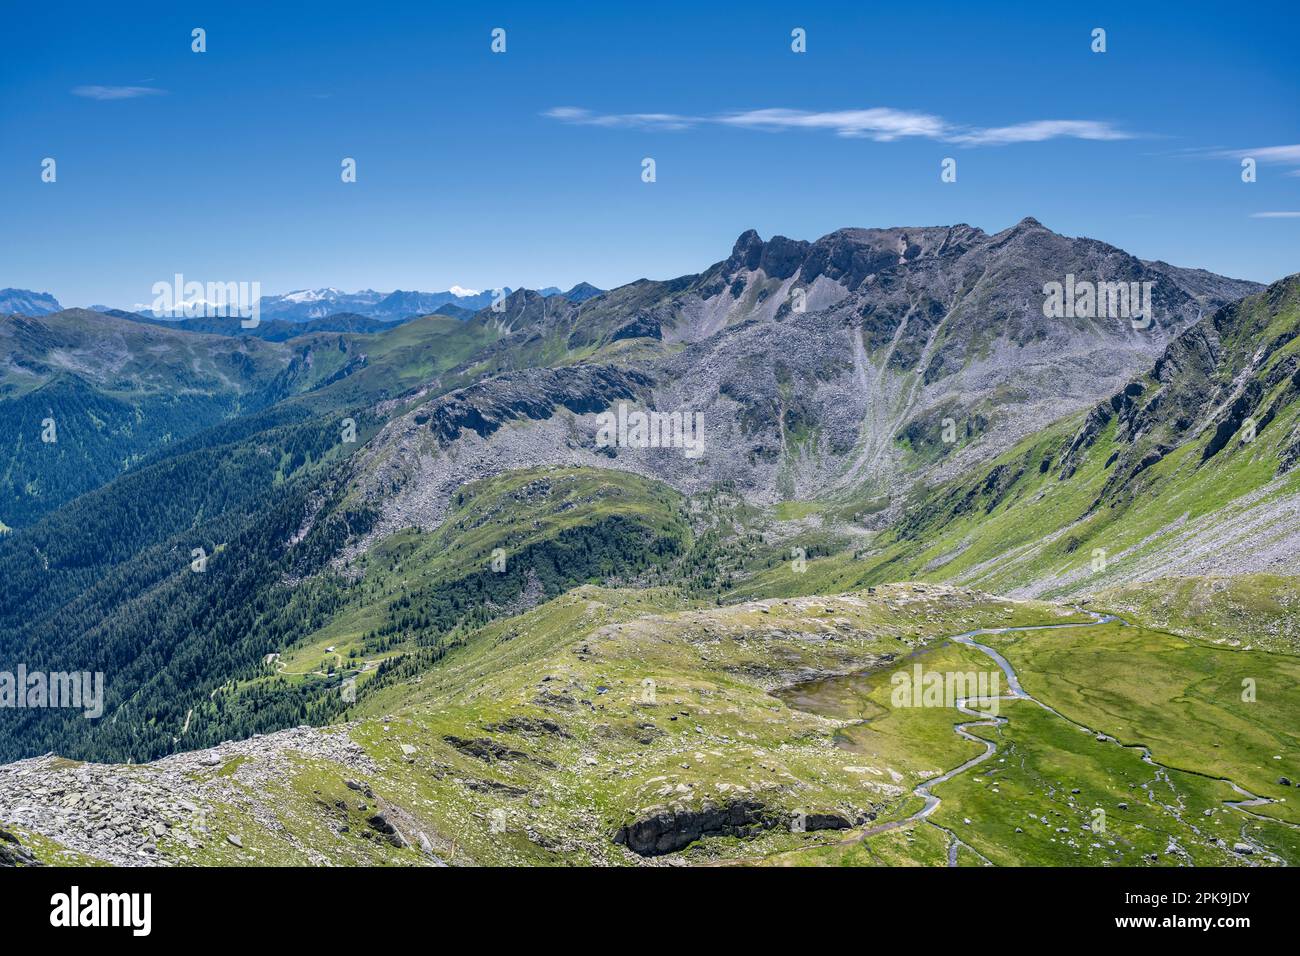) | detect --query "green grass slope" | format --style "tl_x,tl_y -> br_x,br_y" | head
16,579 -> 1296,867
1090,574 -> 1300,654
